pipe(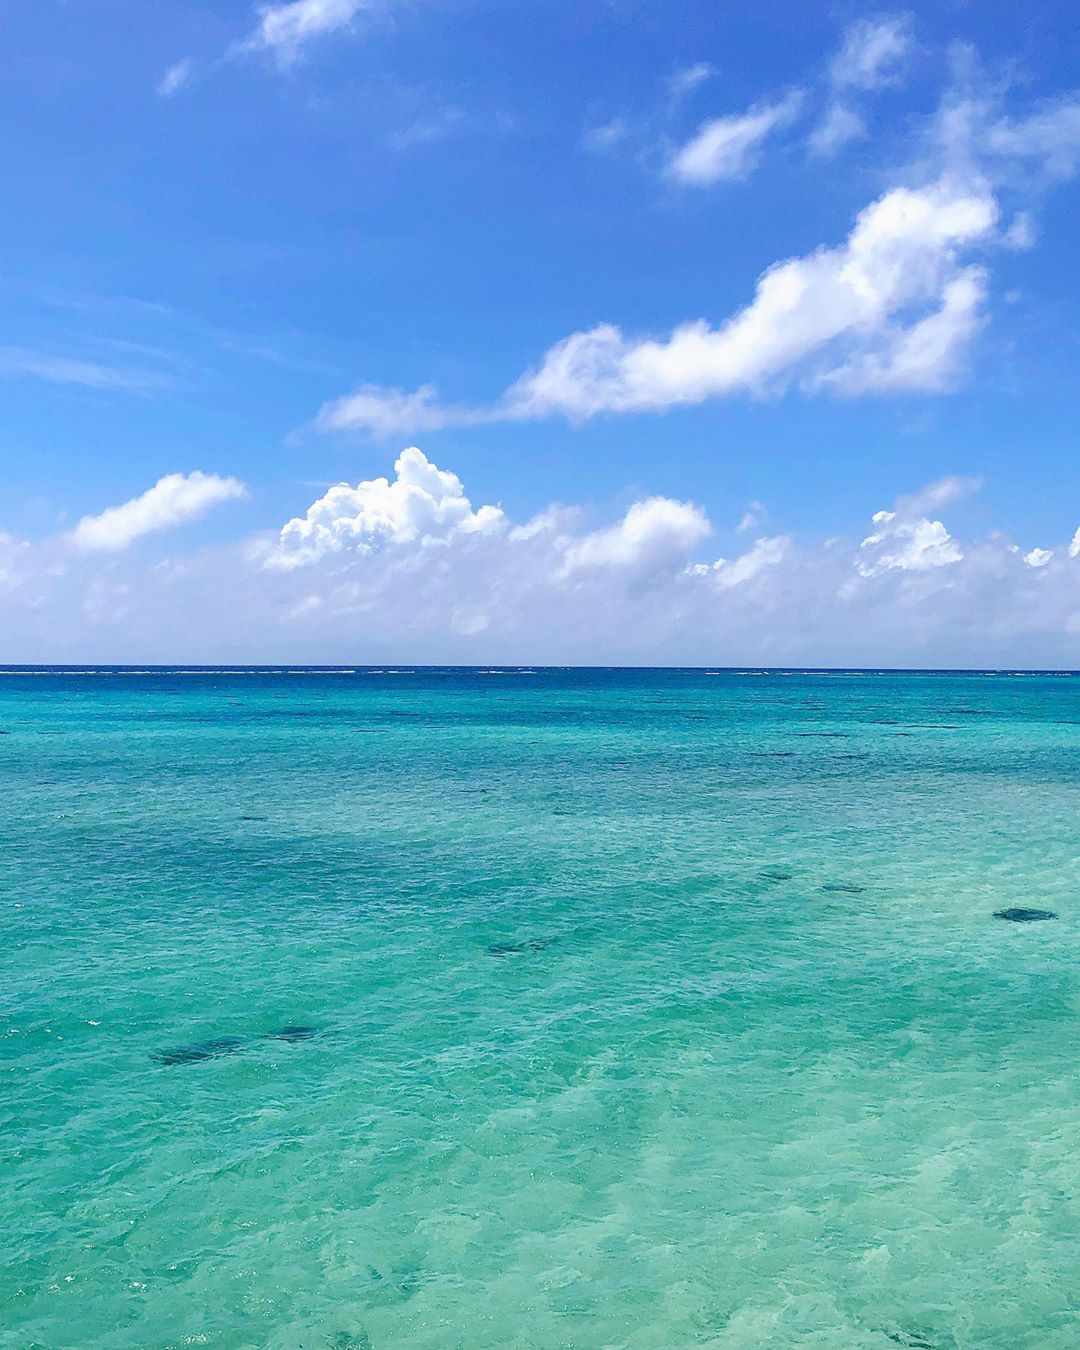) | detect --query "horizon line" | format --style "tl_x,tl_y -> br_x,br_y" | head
1,664 -> 1078,676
